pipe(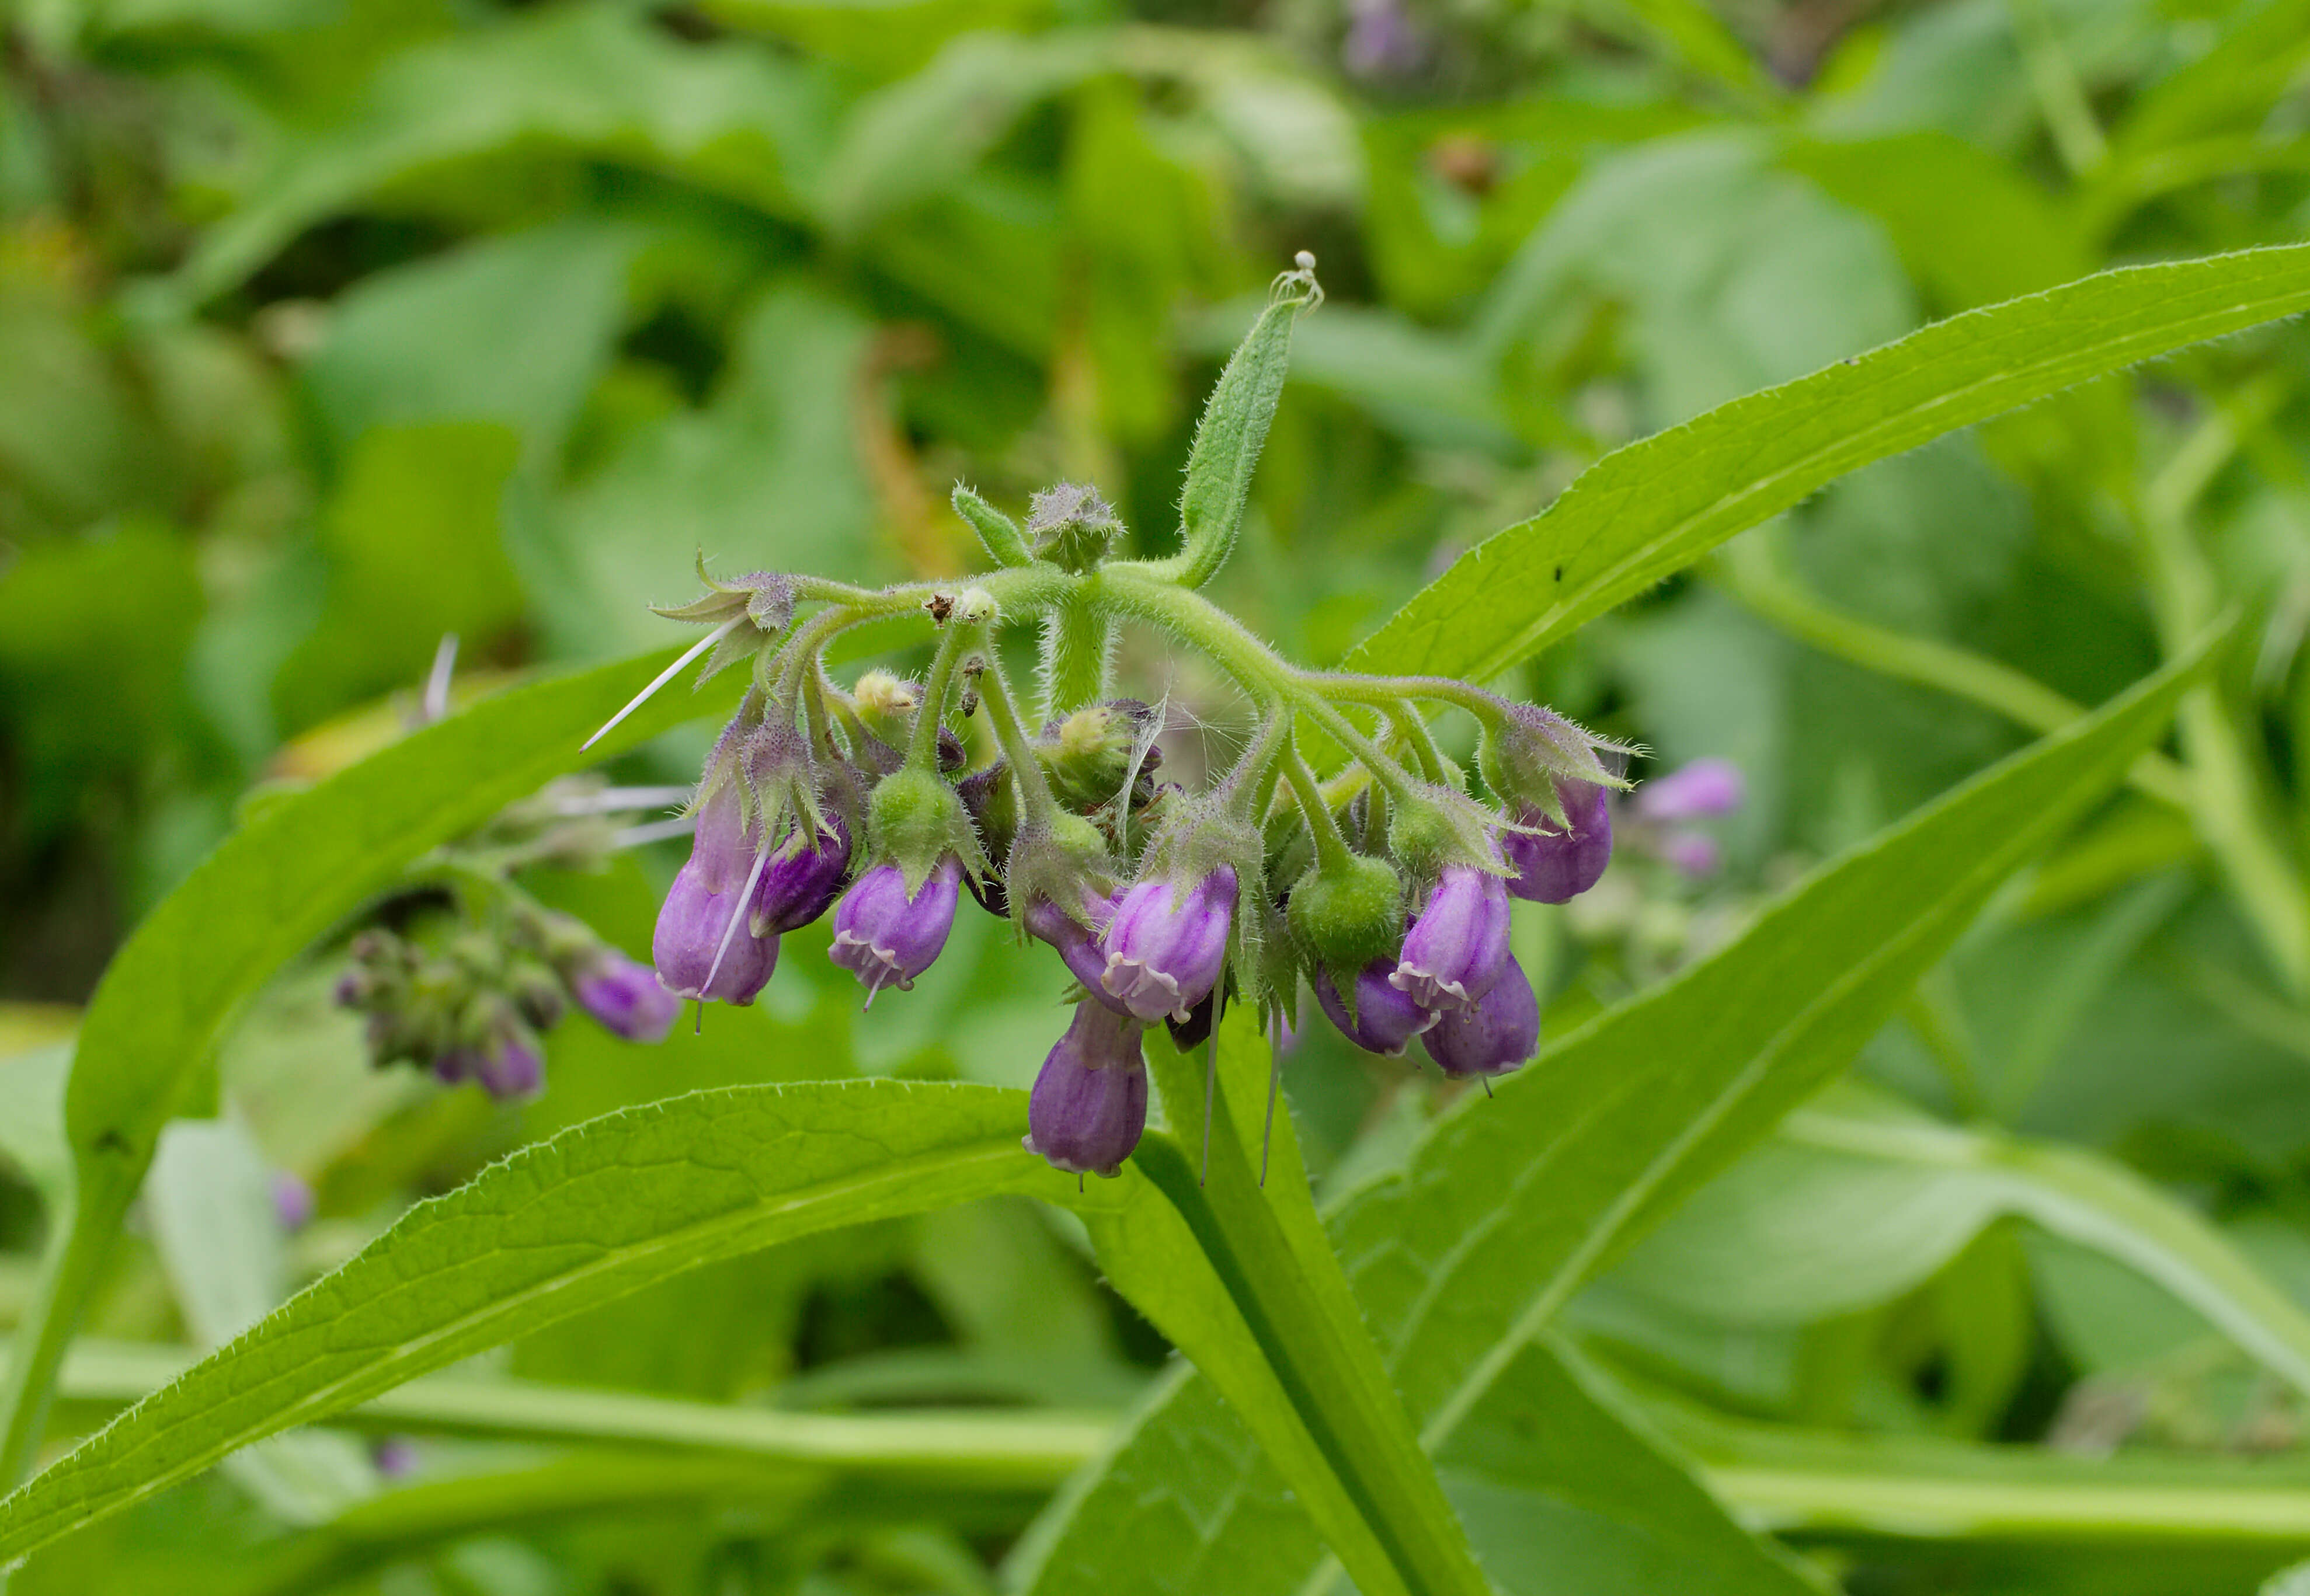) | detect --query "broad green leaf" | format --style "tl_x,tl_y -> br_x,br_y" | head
274,422 -> 526,733
146,1123 -> 377,1524
1018,636 -> 2211,1596
1433,1343 -> 1827,1596
300,219 -> 642,469
1348,243 -> 2310,685
0,1082 -> 1096,1563
1611,1082 -> 2310,1400
0,644 -> 740,1485
166,4 -> 834,304
1102,1010 -> 1493,1596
